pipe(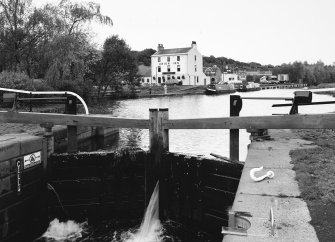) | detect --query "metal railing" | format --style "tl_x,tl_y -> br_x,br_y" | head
0,87 -> 89,114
